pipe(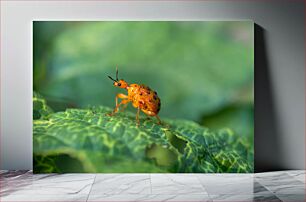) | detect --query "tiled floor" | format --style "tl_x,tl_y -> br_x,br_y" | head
0,170 -> 305,202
